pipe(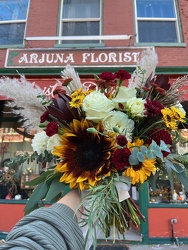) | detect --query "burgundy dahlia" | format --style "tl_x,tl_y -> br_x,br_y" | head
144,98 -> 164,117
98,71 -> 115,81
116,134 -> 128,147
114,70 -> 131,80
112,148 -> 131,170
